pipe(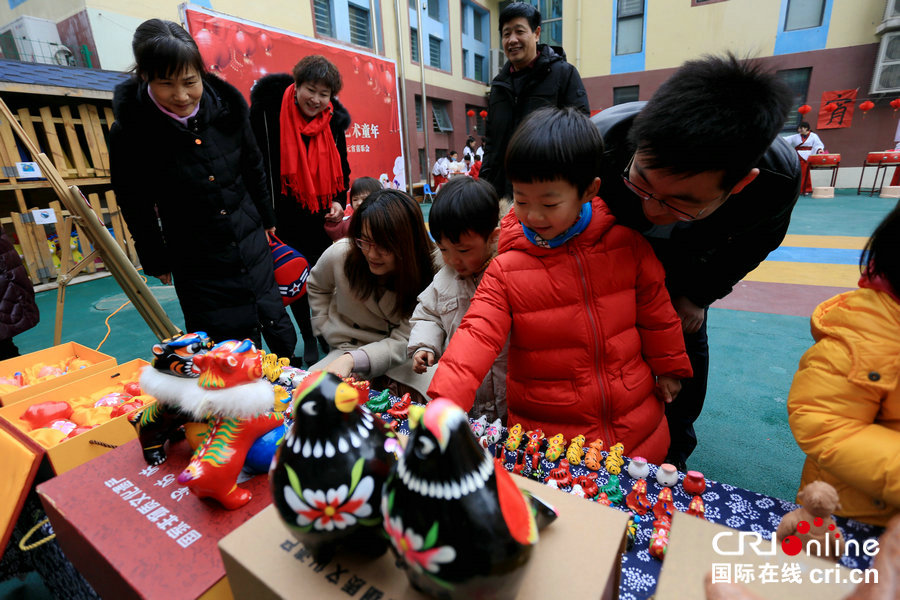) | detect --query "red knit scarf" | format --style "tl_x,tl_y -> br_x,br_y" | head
279,83 -> 344,212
